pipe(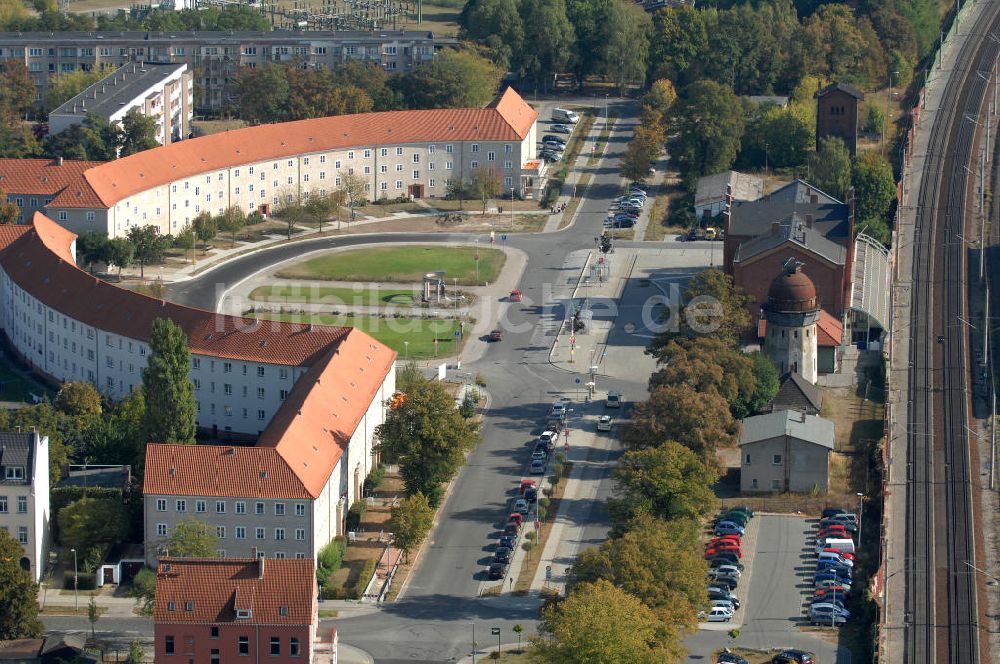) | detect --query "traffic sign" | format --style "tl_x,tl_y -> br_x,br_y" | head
563,443 -> 569,454
569,335 -> 576,345
501,234 -> 508,242
575,377 -> 581,384
545,565 -> 552,580
534,520 -> 541,530
491,628 -> 501,636
454,330 -> 461,337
